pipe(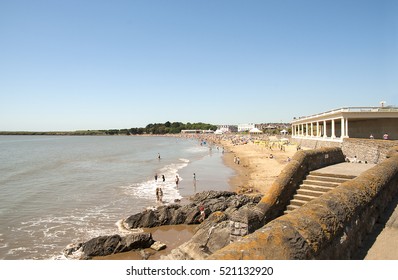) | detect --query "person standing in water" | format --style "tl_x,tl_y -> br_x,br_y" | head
156,187 -> 163,202
175,175 -> 179,188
